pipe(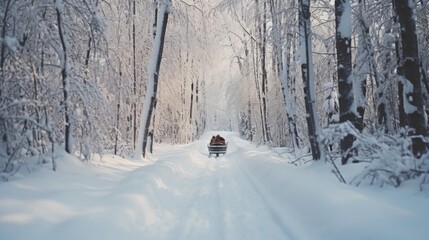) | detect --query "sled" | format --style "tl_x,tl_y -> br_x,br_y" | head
207,143 -> 228,157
